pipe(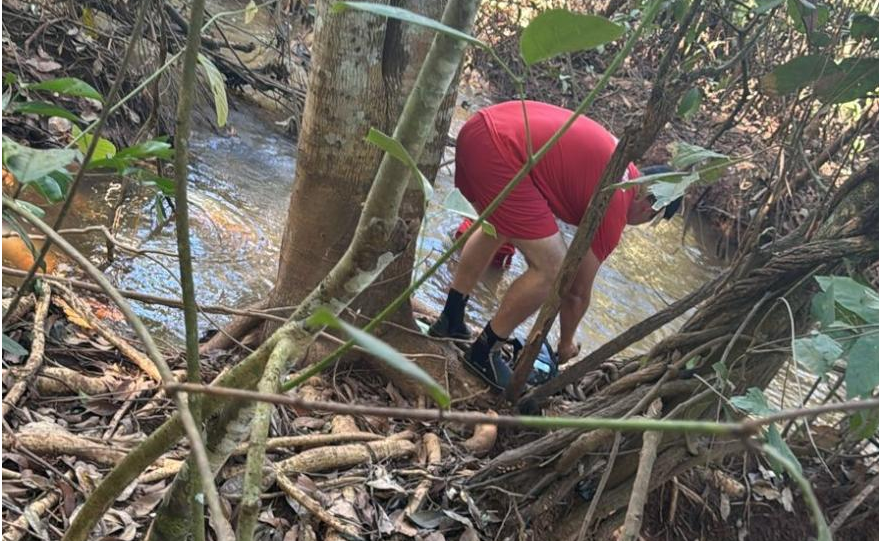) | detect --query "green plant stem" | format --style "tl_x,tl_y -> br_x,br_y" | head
283,3 -> 656,393
172,0 -> 209,537
2,198 -> 234,541
2,0 -> 151,321
760,443 -> 831,541
236,338 -> 293,541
